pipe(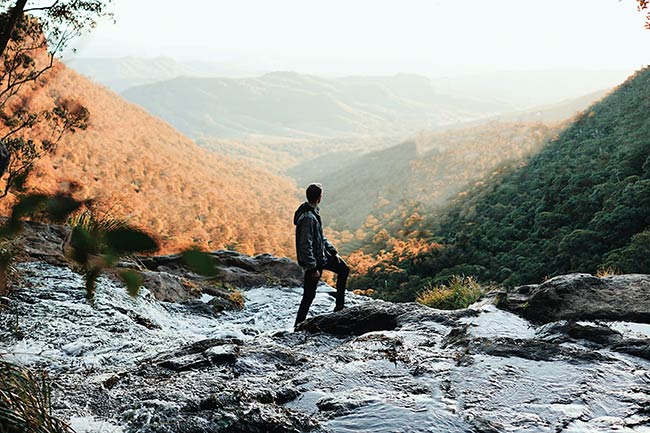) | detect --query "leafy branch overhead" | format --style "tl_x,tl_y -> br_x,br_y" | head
638,0 -> 650,28
0,1 -> 111,196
